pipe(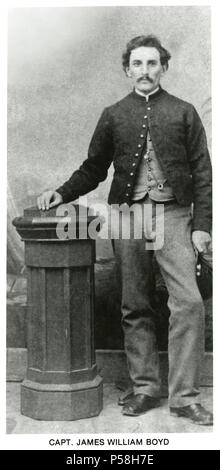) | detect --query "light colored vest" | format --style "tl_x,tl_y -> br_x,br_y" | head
132,131 -> 175,202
